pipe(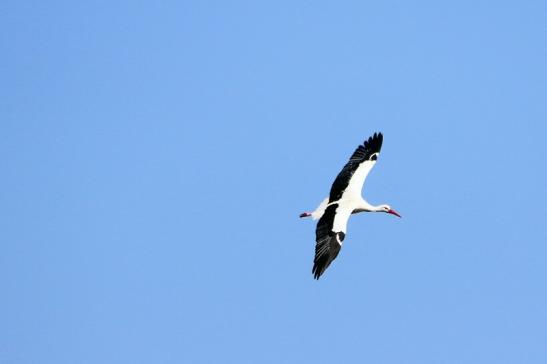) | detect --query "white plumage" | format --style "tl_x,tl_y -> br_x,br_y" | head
300,133 -> 401,279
